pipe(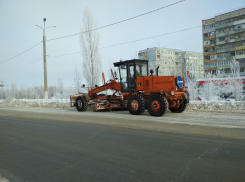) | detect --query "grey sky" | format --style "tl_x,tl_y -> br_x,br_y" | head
1,0 -> 245,88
